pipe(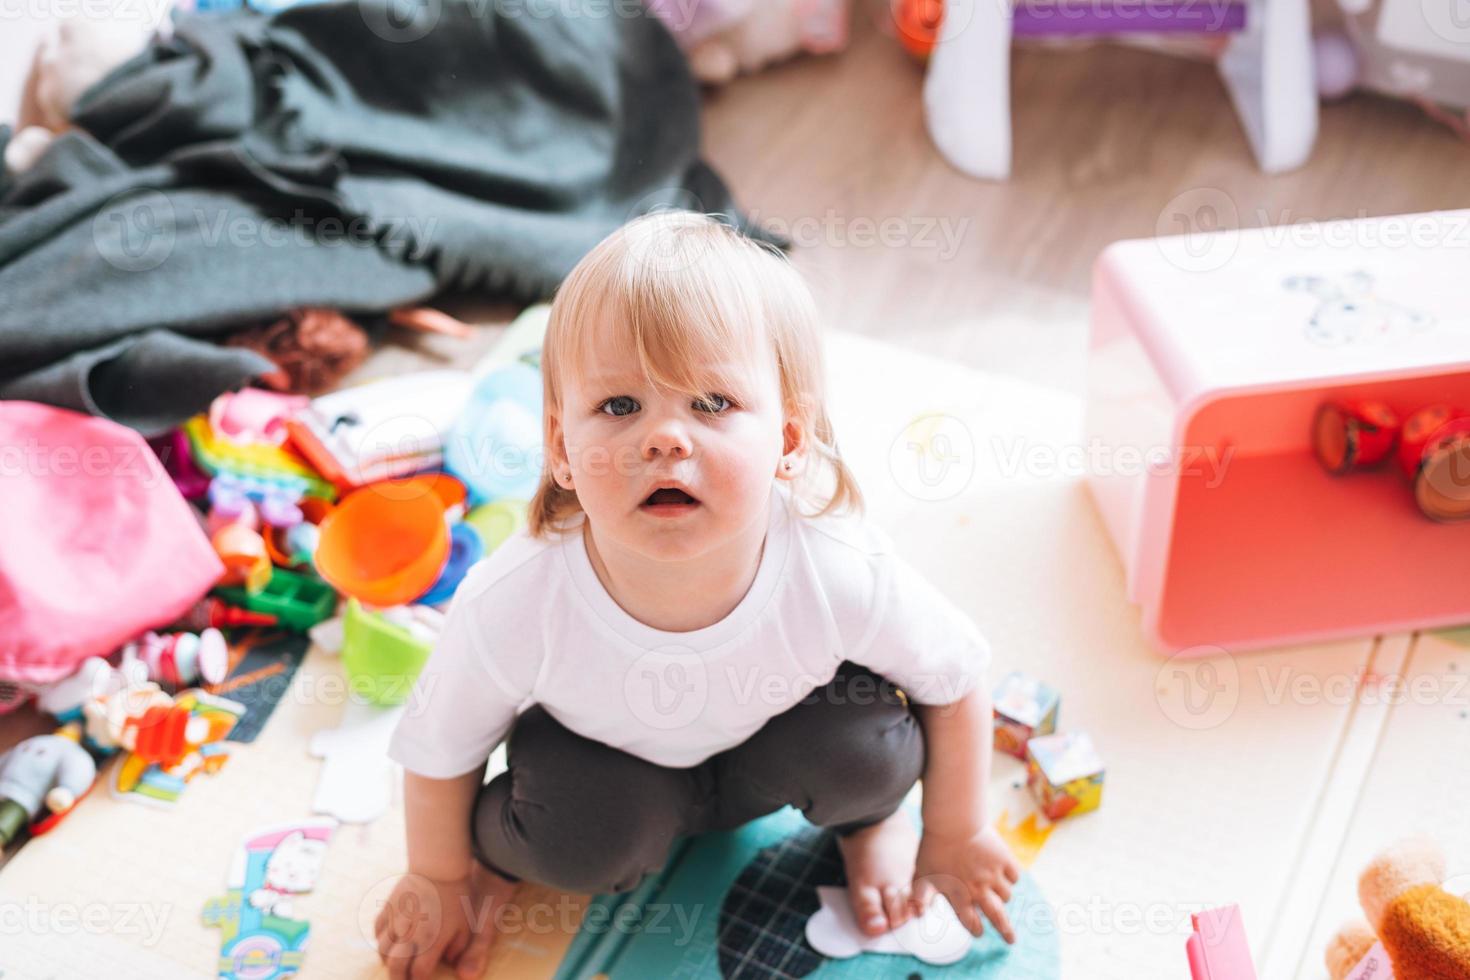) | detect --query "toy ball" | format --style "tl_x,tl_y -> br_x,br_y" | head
445,364 -> 544,504
314,478 -> 450,607
1313,31 -> 1359,101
